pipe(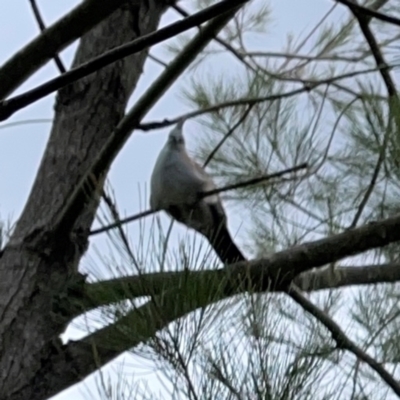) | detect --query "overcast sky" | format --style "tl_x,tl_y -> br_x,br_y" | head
0,1 -> 340,399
